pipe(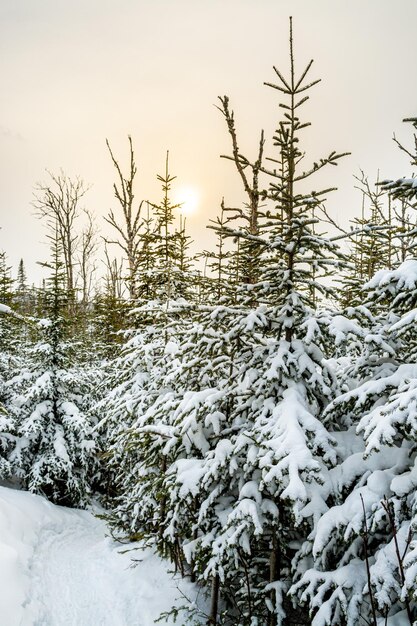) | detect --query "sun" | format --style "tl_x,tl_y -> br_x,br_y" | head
174,186 -> 200,215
